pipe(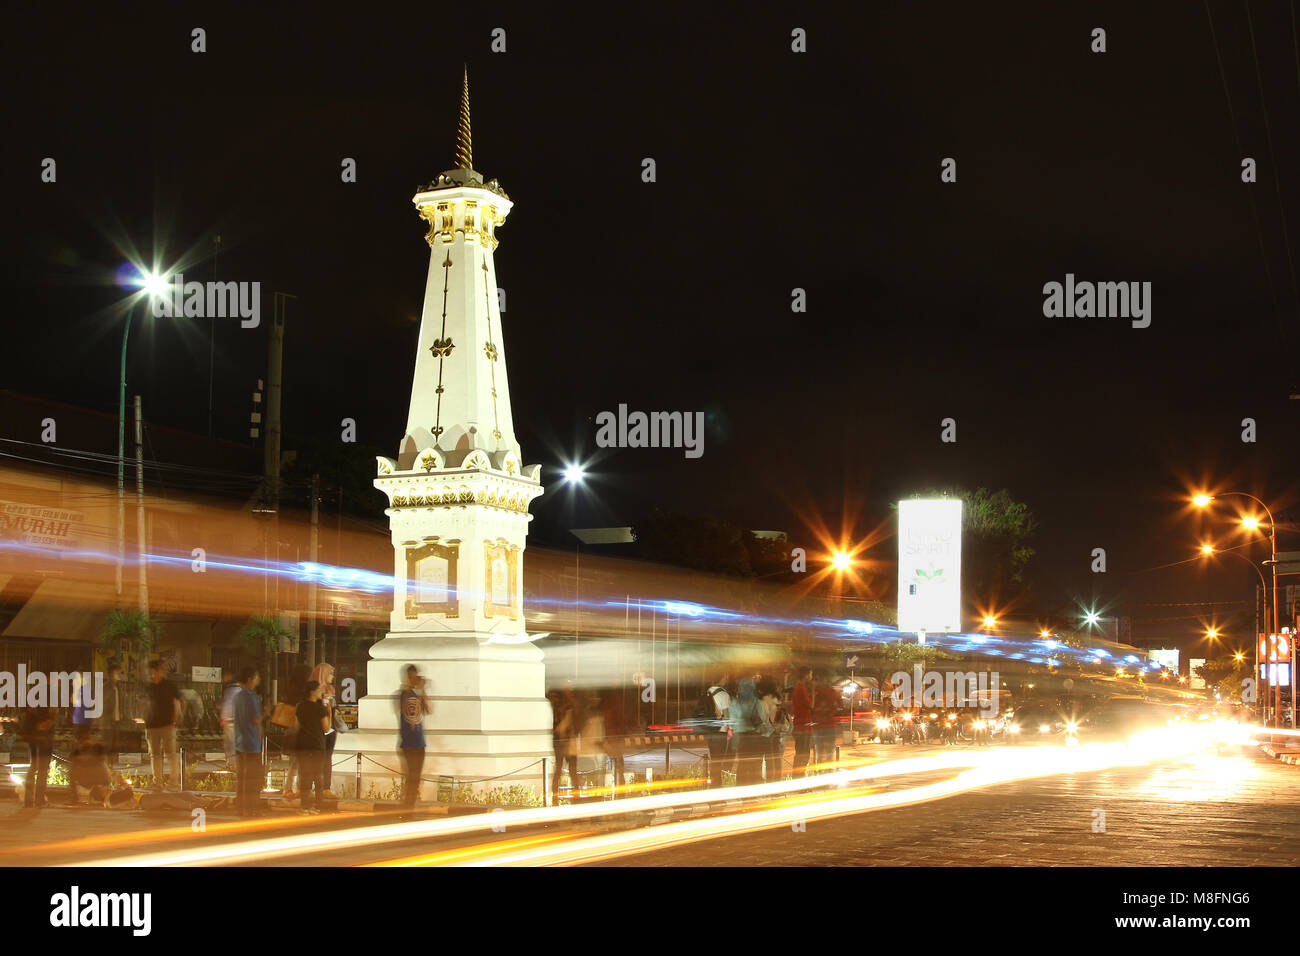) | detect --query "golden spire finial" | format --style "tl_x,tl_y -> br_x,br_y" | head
454,65 -> 473,171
